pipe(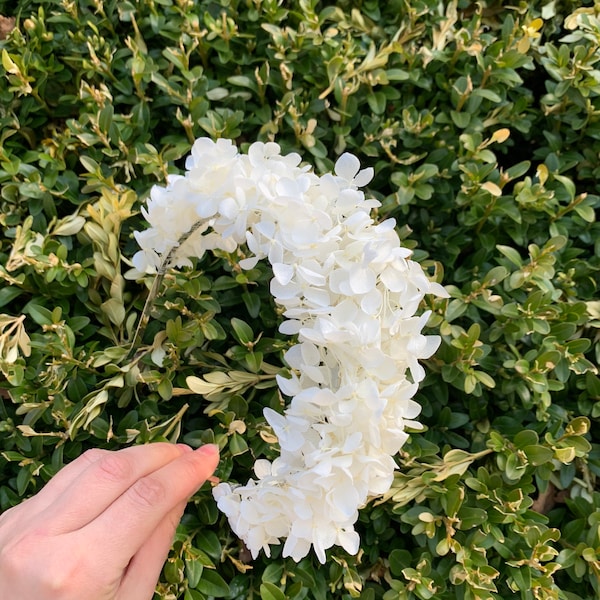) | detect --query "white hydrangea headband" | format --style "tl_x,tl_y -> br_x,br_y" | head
131,138 -> 448,563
